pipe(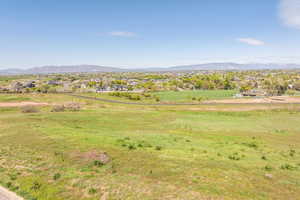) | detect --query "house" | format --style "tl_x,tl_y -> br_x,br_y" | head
24,81 -> 36,88
242,89 -> 266,97
9,82 -> 23,92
